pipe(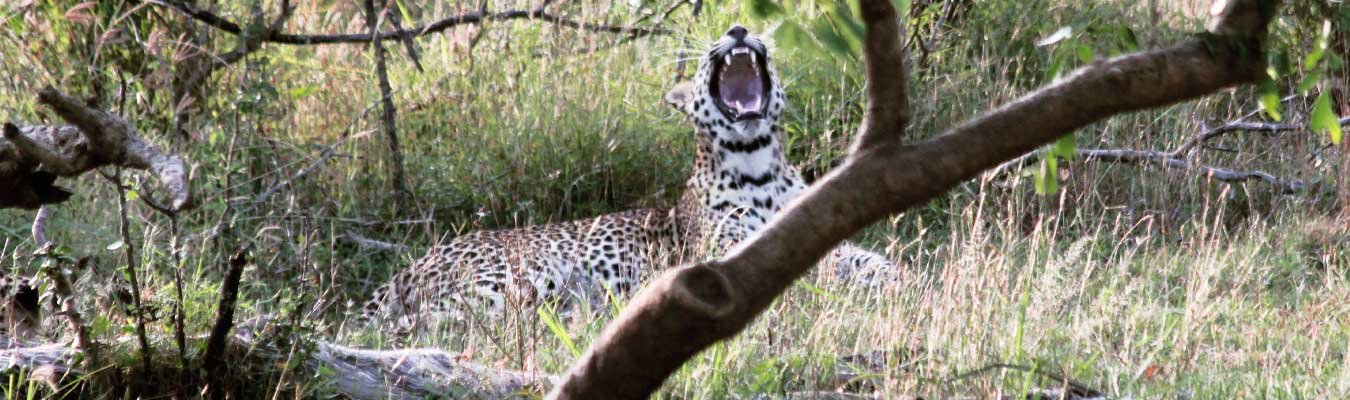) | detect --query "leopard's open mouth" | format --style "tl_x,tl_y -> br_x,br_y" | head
710,45 -> 771,121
